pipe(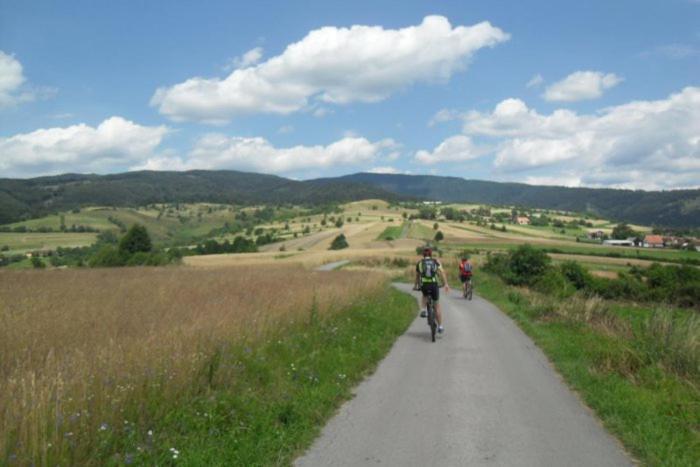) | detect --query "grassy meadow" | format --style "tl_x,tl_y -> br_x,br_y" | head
0,264 -> 416,465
